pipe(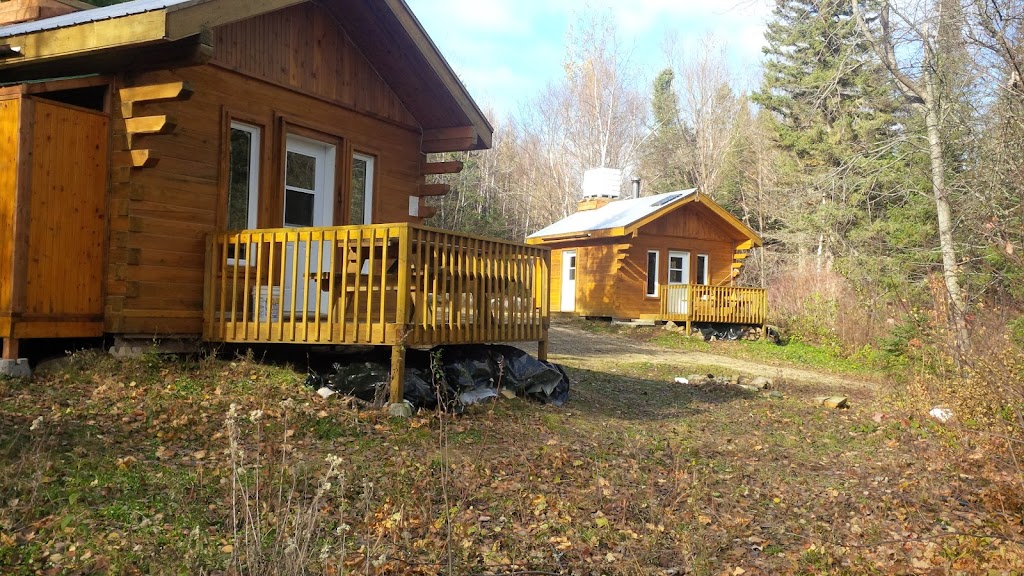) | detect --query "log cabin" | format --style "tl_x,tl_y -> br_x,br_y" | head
0,0 -> 550,399
526,186 -> 764,334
